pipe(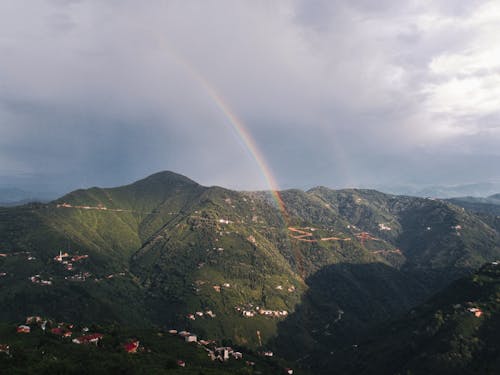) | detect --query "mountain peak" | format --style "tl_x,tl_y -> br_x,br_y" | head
131,170 -> 199,187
